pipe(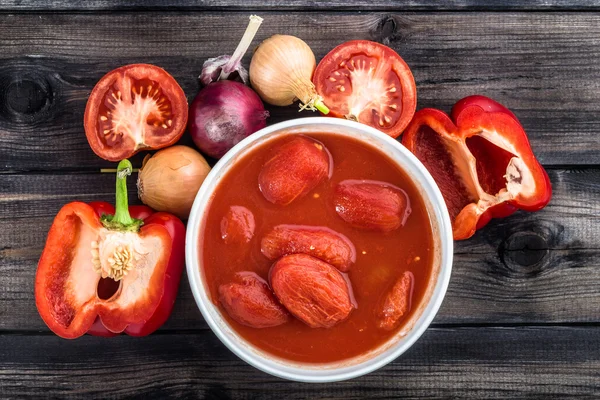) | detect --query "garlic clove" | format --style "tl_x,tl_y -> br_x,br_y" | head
198,15 -> 263,86
199,55 -> 249,86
